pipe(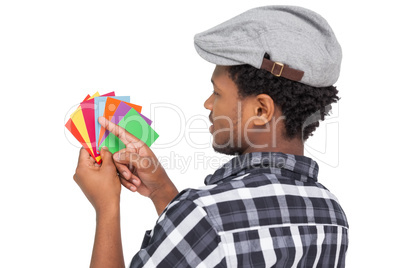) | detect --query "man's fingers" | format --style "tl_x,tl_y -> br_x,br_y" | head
74,148 -> 95,182
98,116 -> 145,149
78,147 -> 91,161
113,149 -> 156,174
130,173 -> 142,187
77,147 -> 95,167
100,147 -> 114,168
120,176 -> 137,192
116,162 -> 142,189
113,149 -> 134,165
115,162 -> 132,181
